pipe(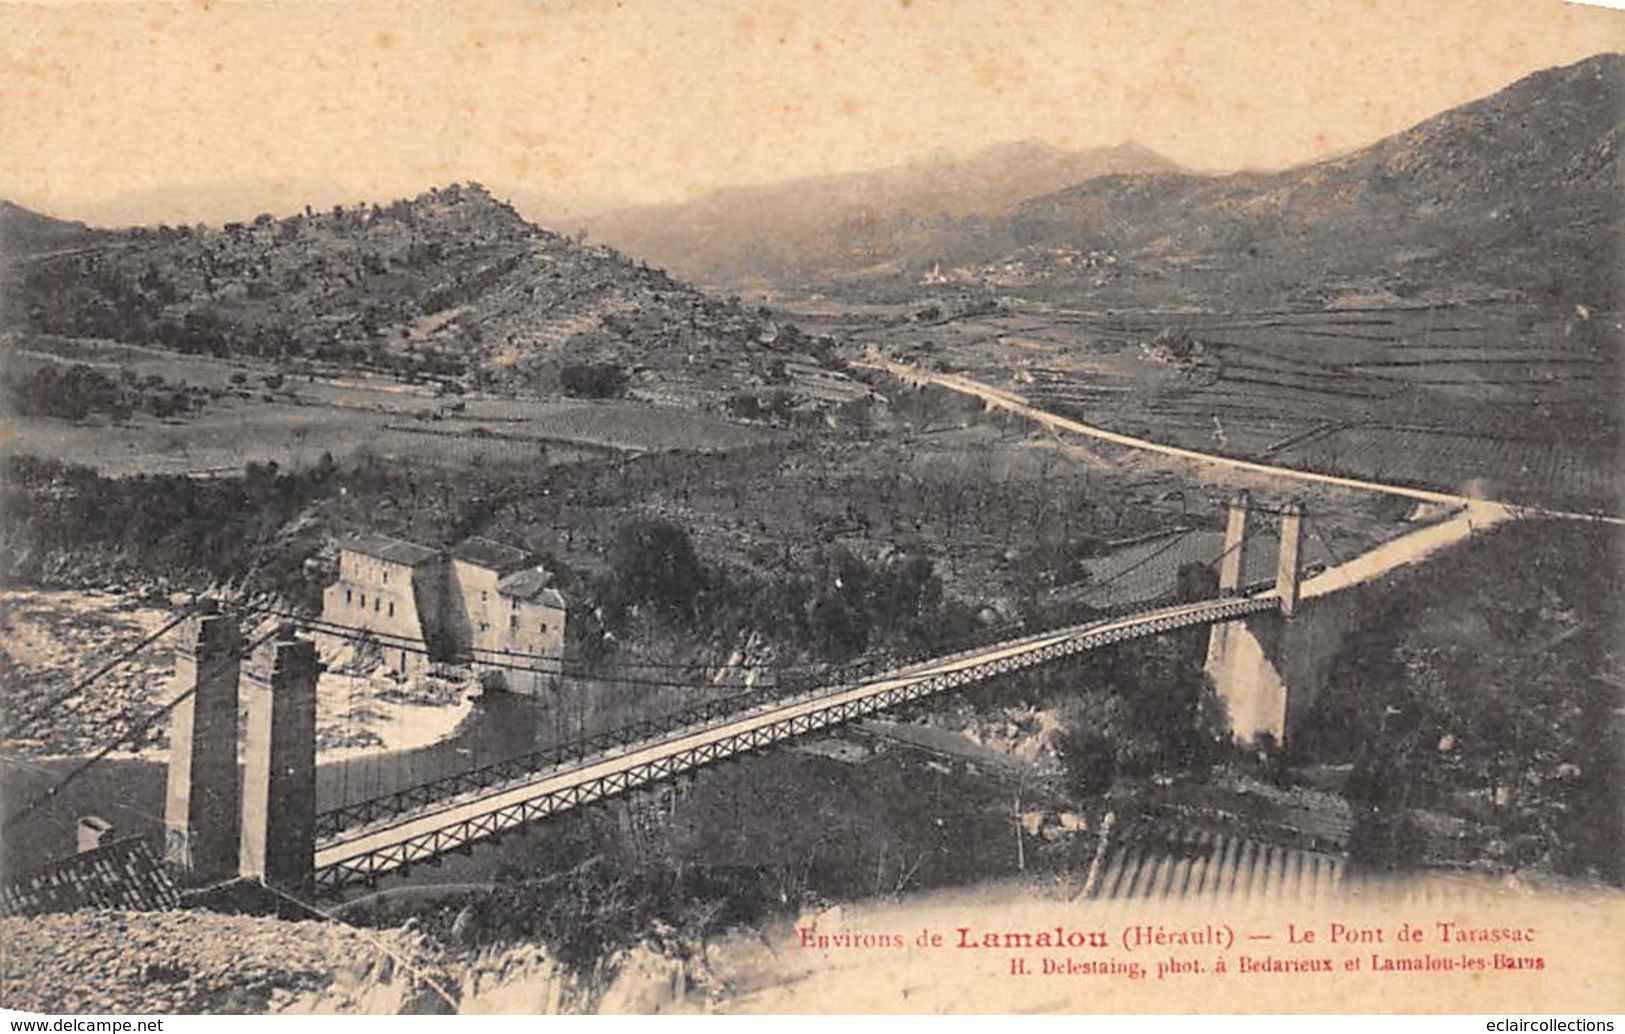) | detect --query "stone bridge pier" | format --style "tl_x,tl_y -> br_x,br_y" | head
239,630 -> 319,891
164,602 -> 242,880
1203,493 -> 1360,746
165,616 -> 319,891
